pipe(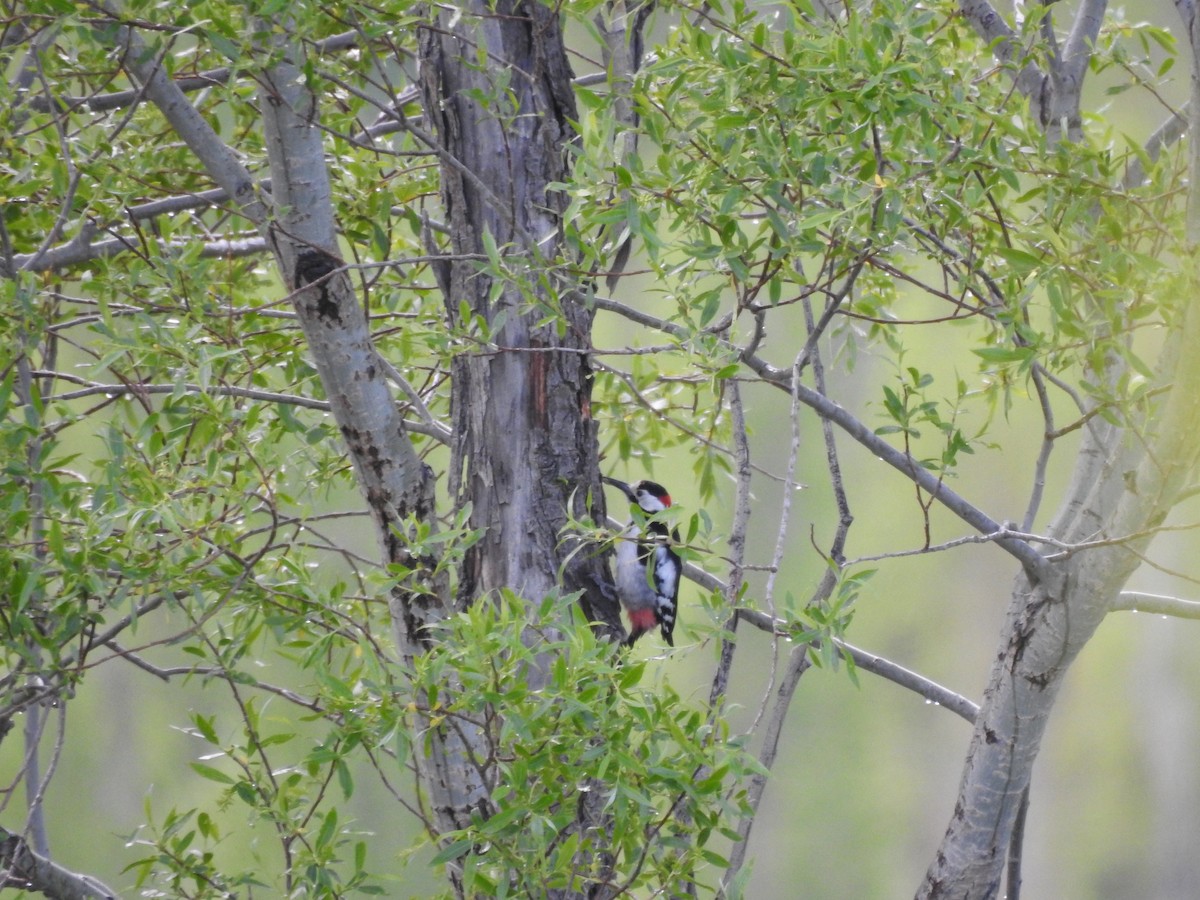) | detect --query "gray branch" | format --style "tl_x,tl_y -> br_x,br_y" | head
957,0 -> 1045,105
1112,591 -> 1200,619
1123,104 -> 1189,192
595,296 -> 1049,579
1062,0 -> 1108,86
24,31 -> 360,114
736,608 -> 981,723
15,231 -> 268,272
665,553 -> 981,721
35,378 -> 449,443
0,827 -> 118,899
112,14 -> 269,228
